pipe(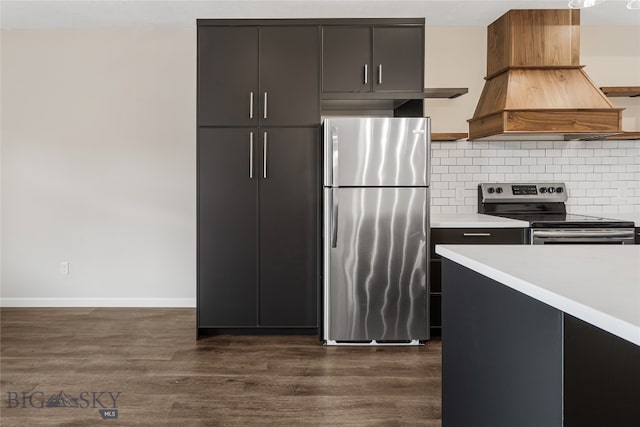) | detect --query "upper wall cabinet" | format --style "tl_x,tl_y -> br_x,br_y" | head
198,25 -> 320,127
321,24 -> 424,96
